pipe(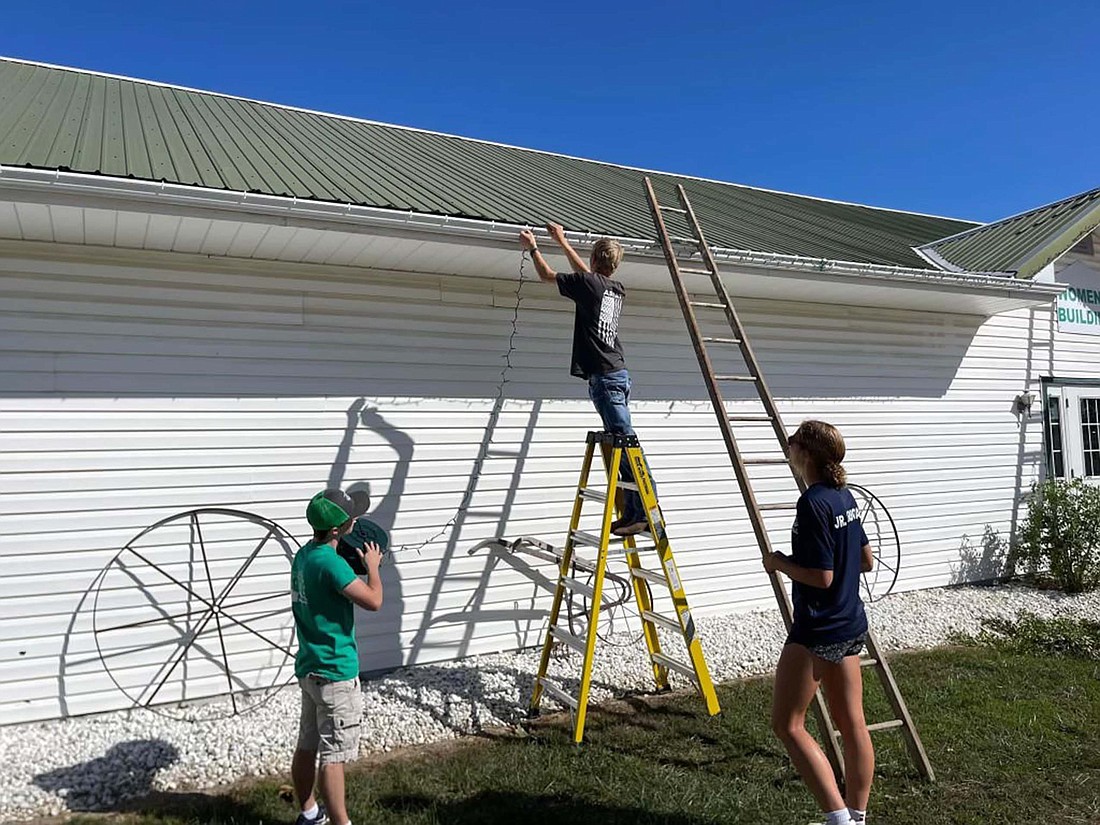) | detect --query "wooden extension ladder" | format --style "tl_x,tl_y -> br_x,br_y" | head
643,176 -> 934,782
